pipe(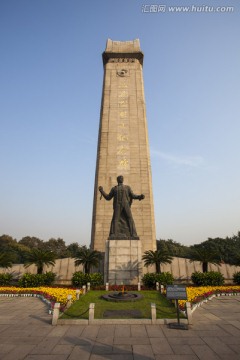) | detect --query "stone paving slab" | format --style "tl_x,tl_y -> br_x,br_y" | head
0,344 -> 16,355
114,337 -> 151,345
95,336 -> 114,345
155,356 -> 199,360
3,346 -> 36,360
25,355 -> 68,360
150,337 -> 174,355
114,324 -> 131,337
0,296 -> 240,359
132,344 -> 155,359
